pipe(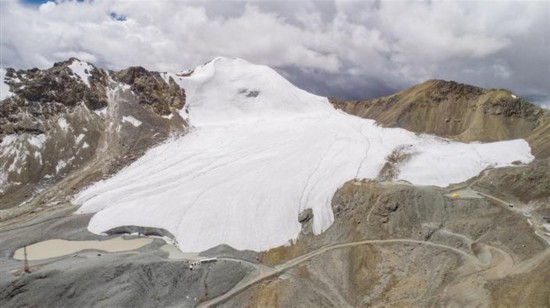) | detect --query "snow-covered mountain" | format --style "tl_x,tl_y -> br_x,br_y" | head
73,57 -> 533,252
